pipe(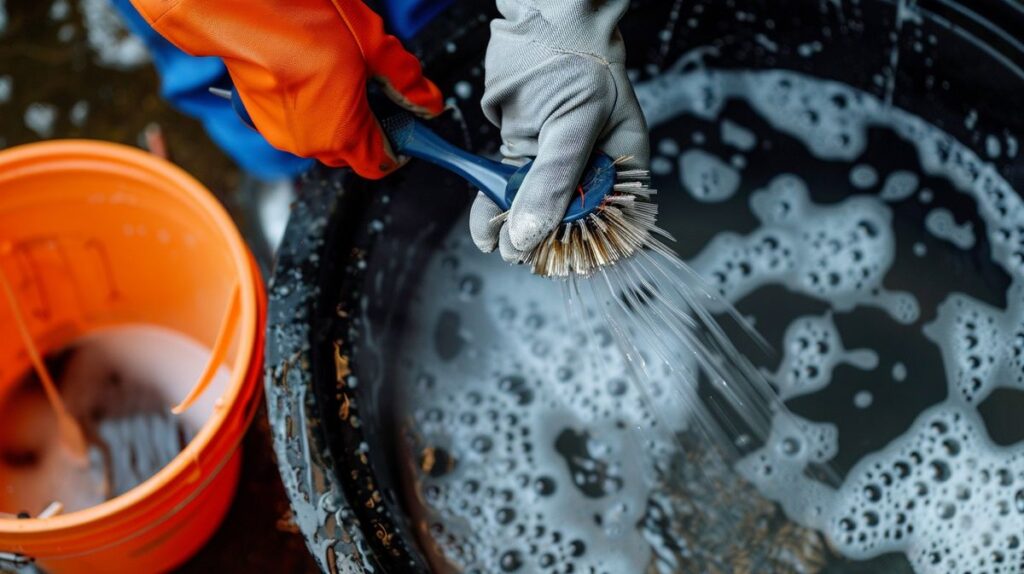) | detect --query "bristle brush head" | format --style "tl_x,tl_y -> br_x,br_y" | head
508,154 -> 662,279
